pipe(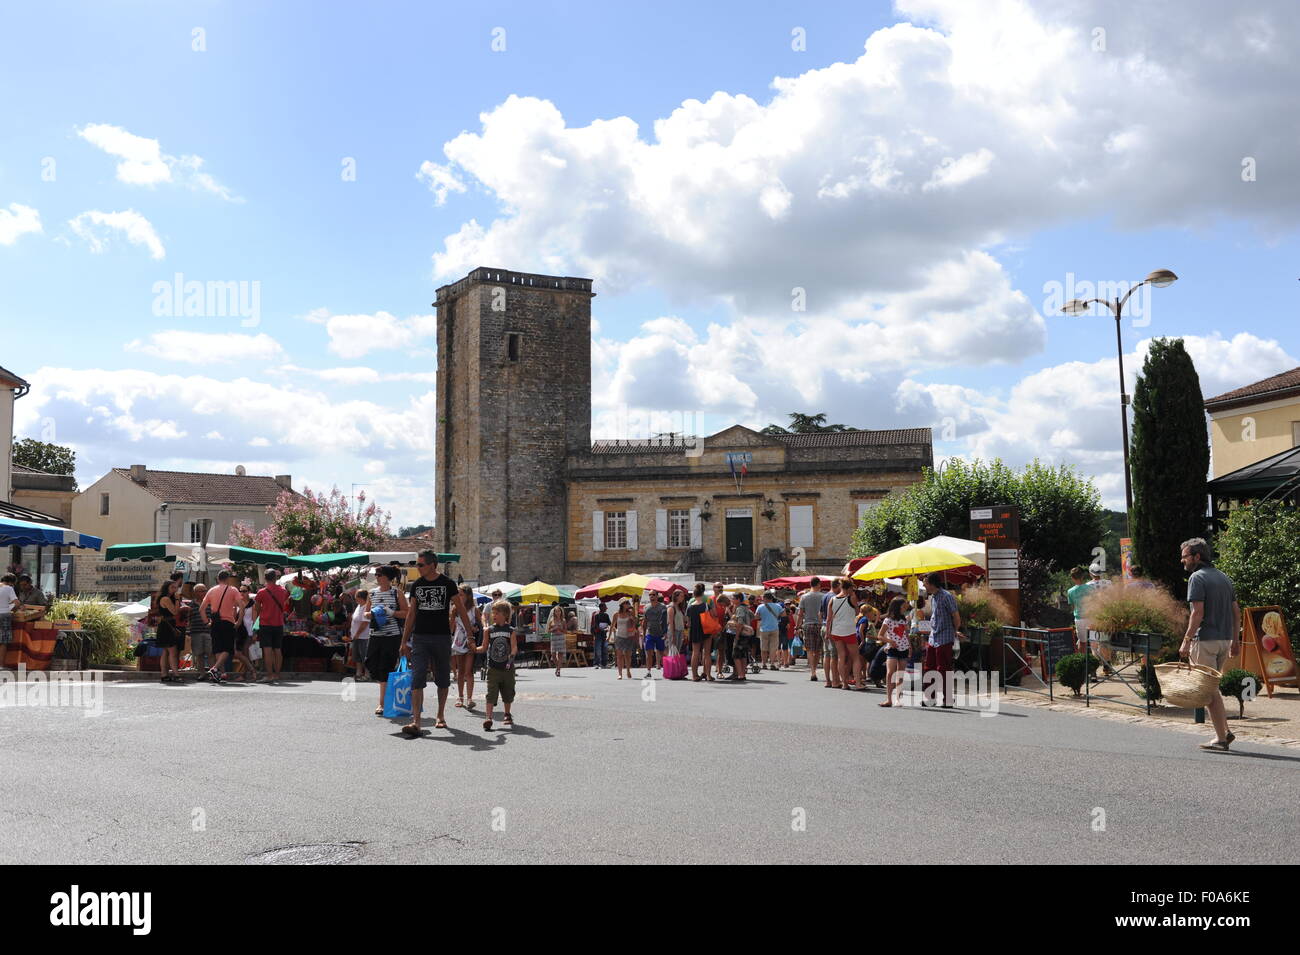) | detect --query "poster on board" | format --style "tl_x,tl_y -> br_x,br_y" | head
1240,606 -> 1298,697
